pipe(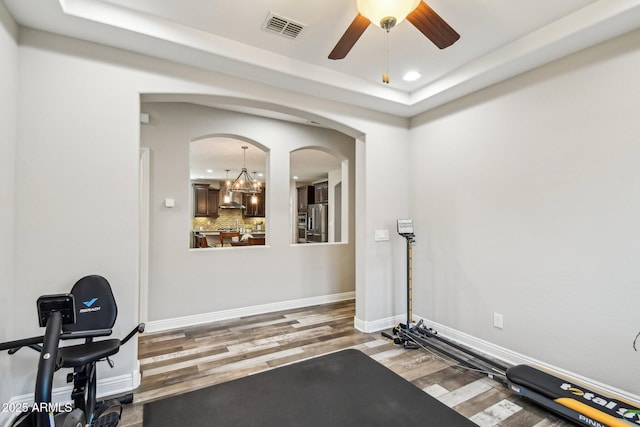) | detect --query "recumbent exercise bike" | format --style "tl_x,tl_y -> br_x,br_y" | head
0,275 -> 145,427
